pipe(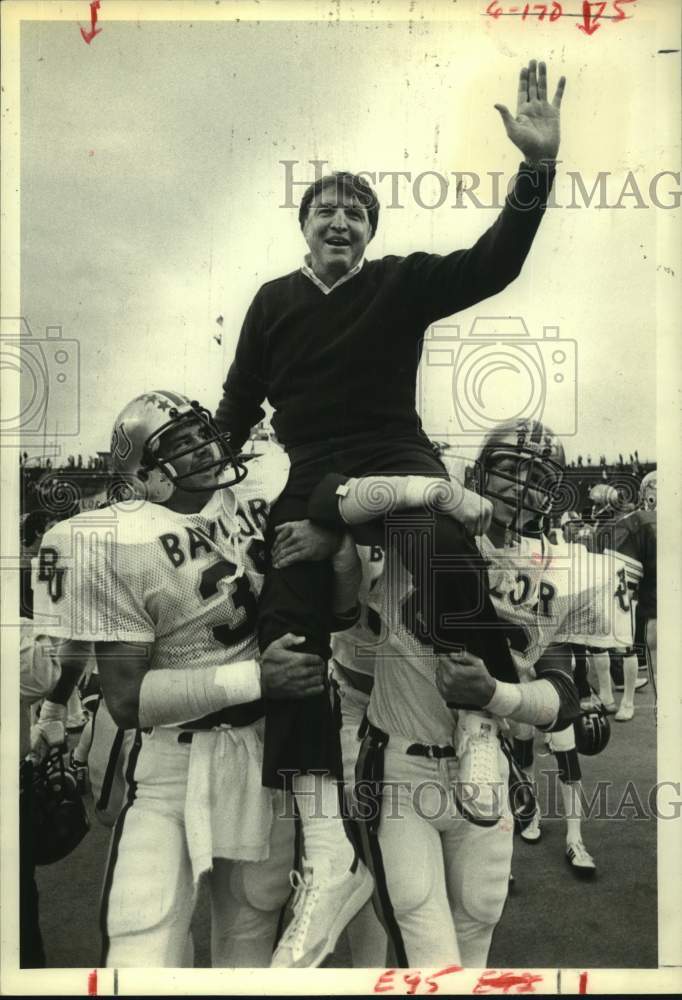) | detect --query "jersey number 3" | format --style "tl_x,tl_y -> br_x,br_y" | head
199,558 -> 257,647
